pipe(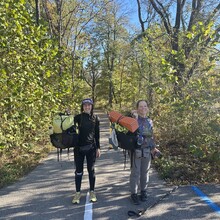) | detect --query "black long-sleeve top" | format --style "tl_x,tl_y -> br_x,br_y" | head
74,112 -> 100,149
